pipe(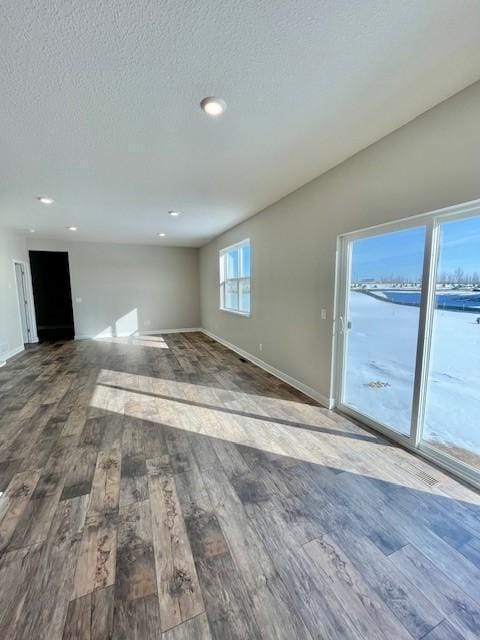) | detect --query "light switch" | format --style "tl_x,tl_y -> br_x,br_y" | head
75,297 -> 82,303
321,309 -> 327,320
